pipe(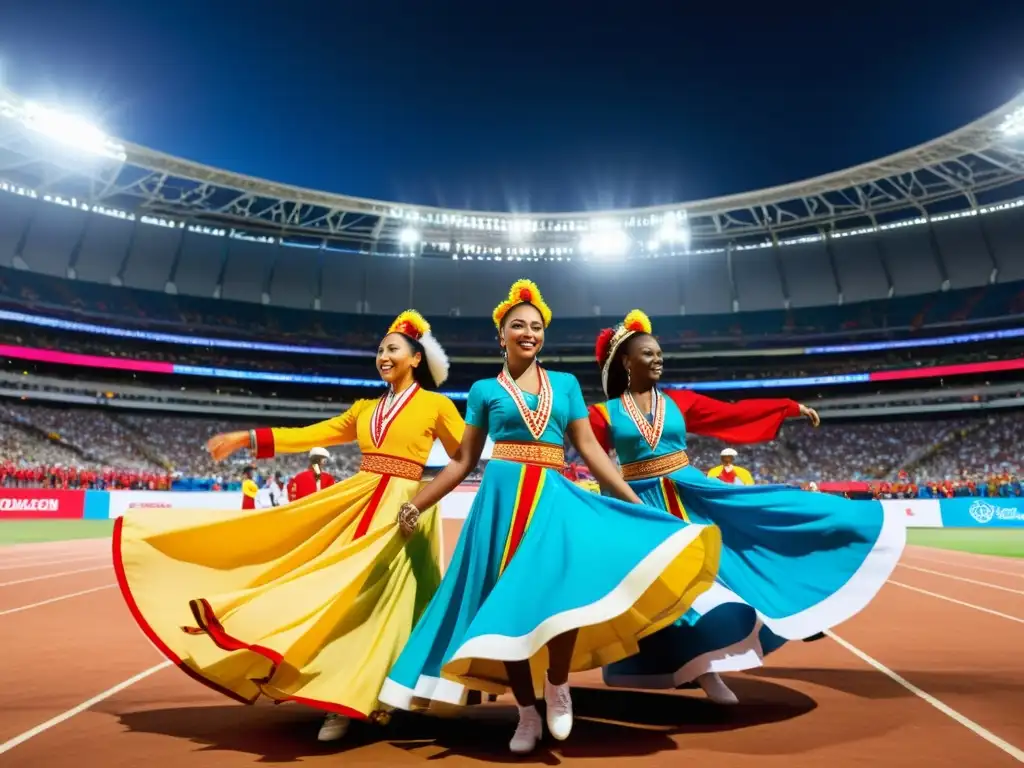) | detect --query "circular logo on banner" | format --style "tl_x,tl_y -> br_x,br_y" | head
968,501 -> 996,524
